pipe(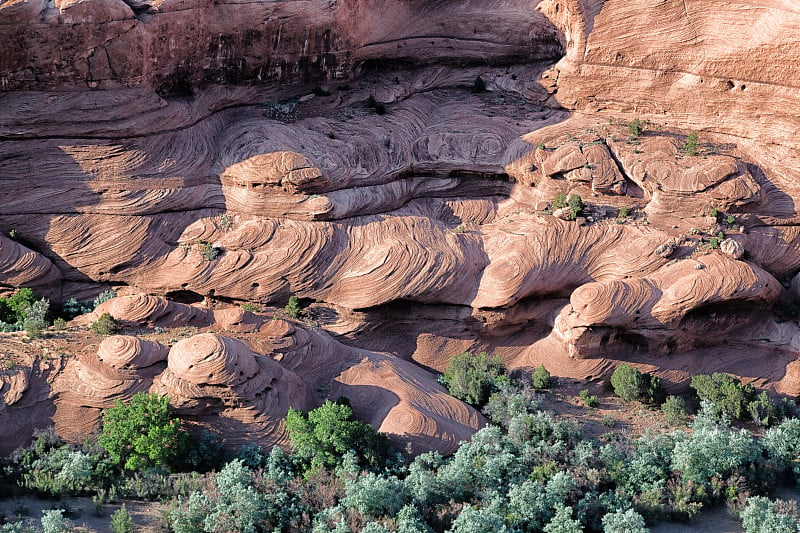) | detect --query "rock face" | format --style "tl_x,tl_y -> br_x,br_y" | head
3,0 -> 800,454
